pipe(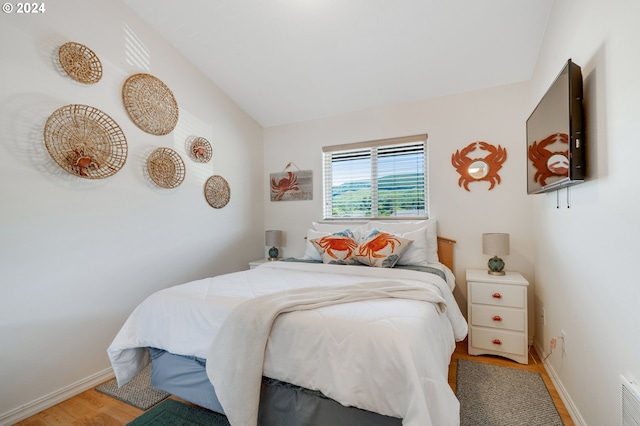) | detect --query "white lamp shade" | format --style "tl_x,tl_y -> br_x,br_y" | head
482,233 -> 510,256
265,230 -> 282,247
